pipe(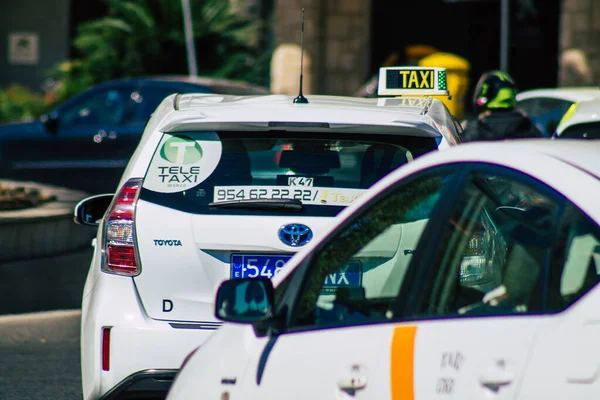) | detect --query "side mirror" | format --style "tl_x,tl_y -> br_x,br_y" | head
74,193 -> 114,226
40,112 -> 60,134
215,278 -> 274,323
